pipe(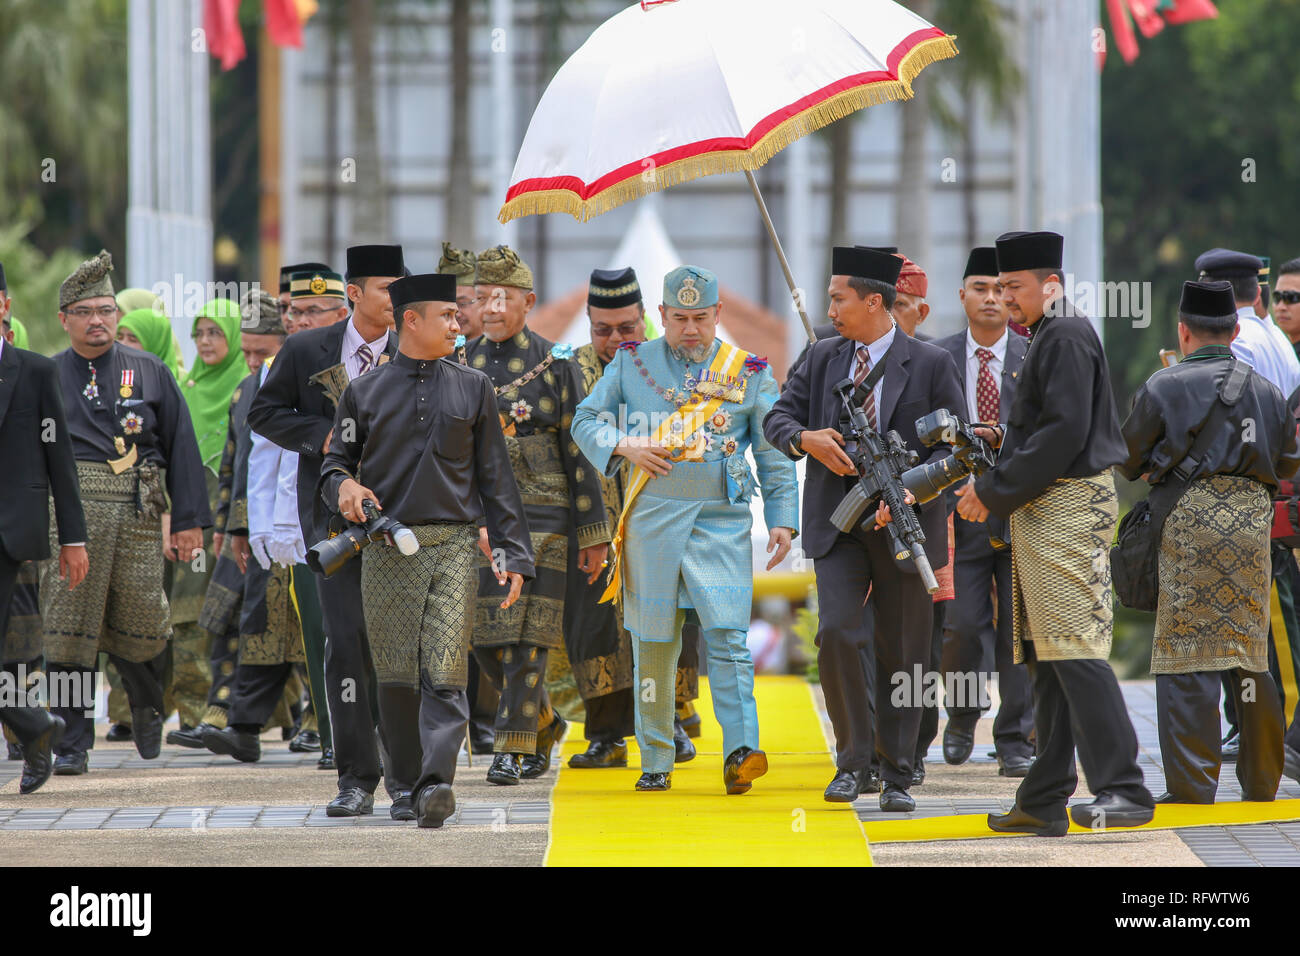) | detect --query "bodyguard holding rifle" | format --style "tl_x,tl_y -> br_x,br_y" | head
765,246 -> 963,811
